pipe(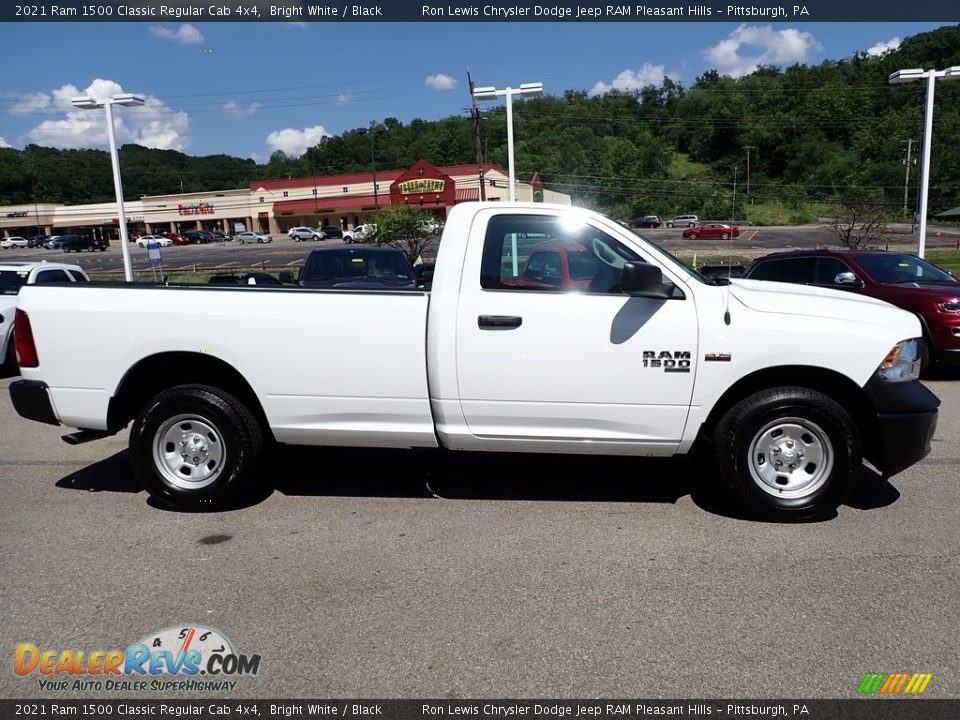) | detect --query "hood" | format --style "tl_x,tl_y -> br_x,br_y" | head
882,281 -> 960,297
729,278 -> 915,331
